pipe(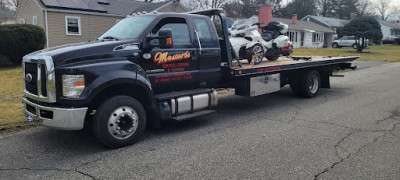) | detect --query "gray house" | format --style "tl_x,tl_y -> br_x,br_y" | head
16,0 -> 187,48
301,15 -> 349,37
302,15 -> 400,43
